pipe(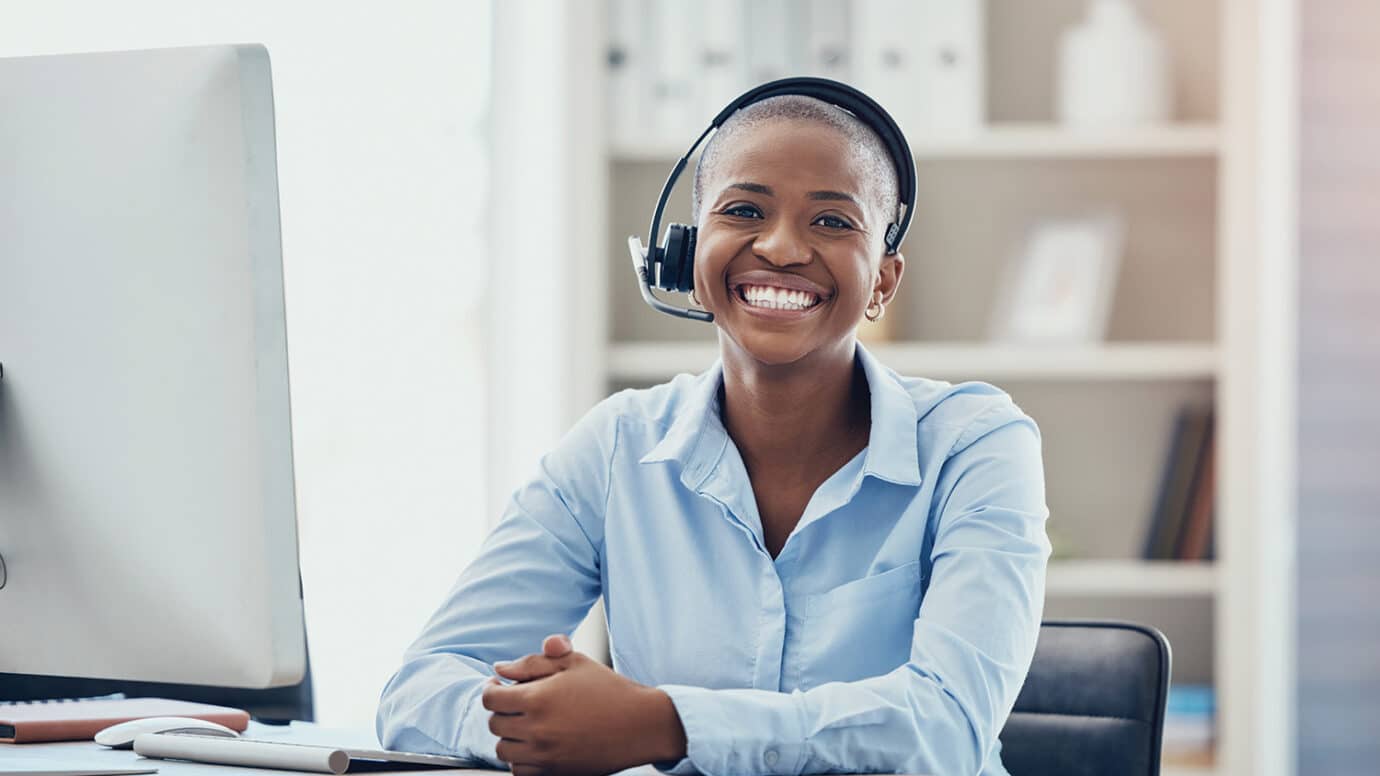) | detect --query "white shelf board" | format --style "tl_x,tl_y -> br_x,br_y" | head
611,123 -> 1220,162
607,341 -> 1219,382
1162,766 -> 1218,776
1046,560 -> 1218,597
